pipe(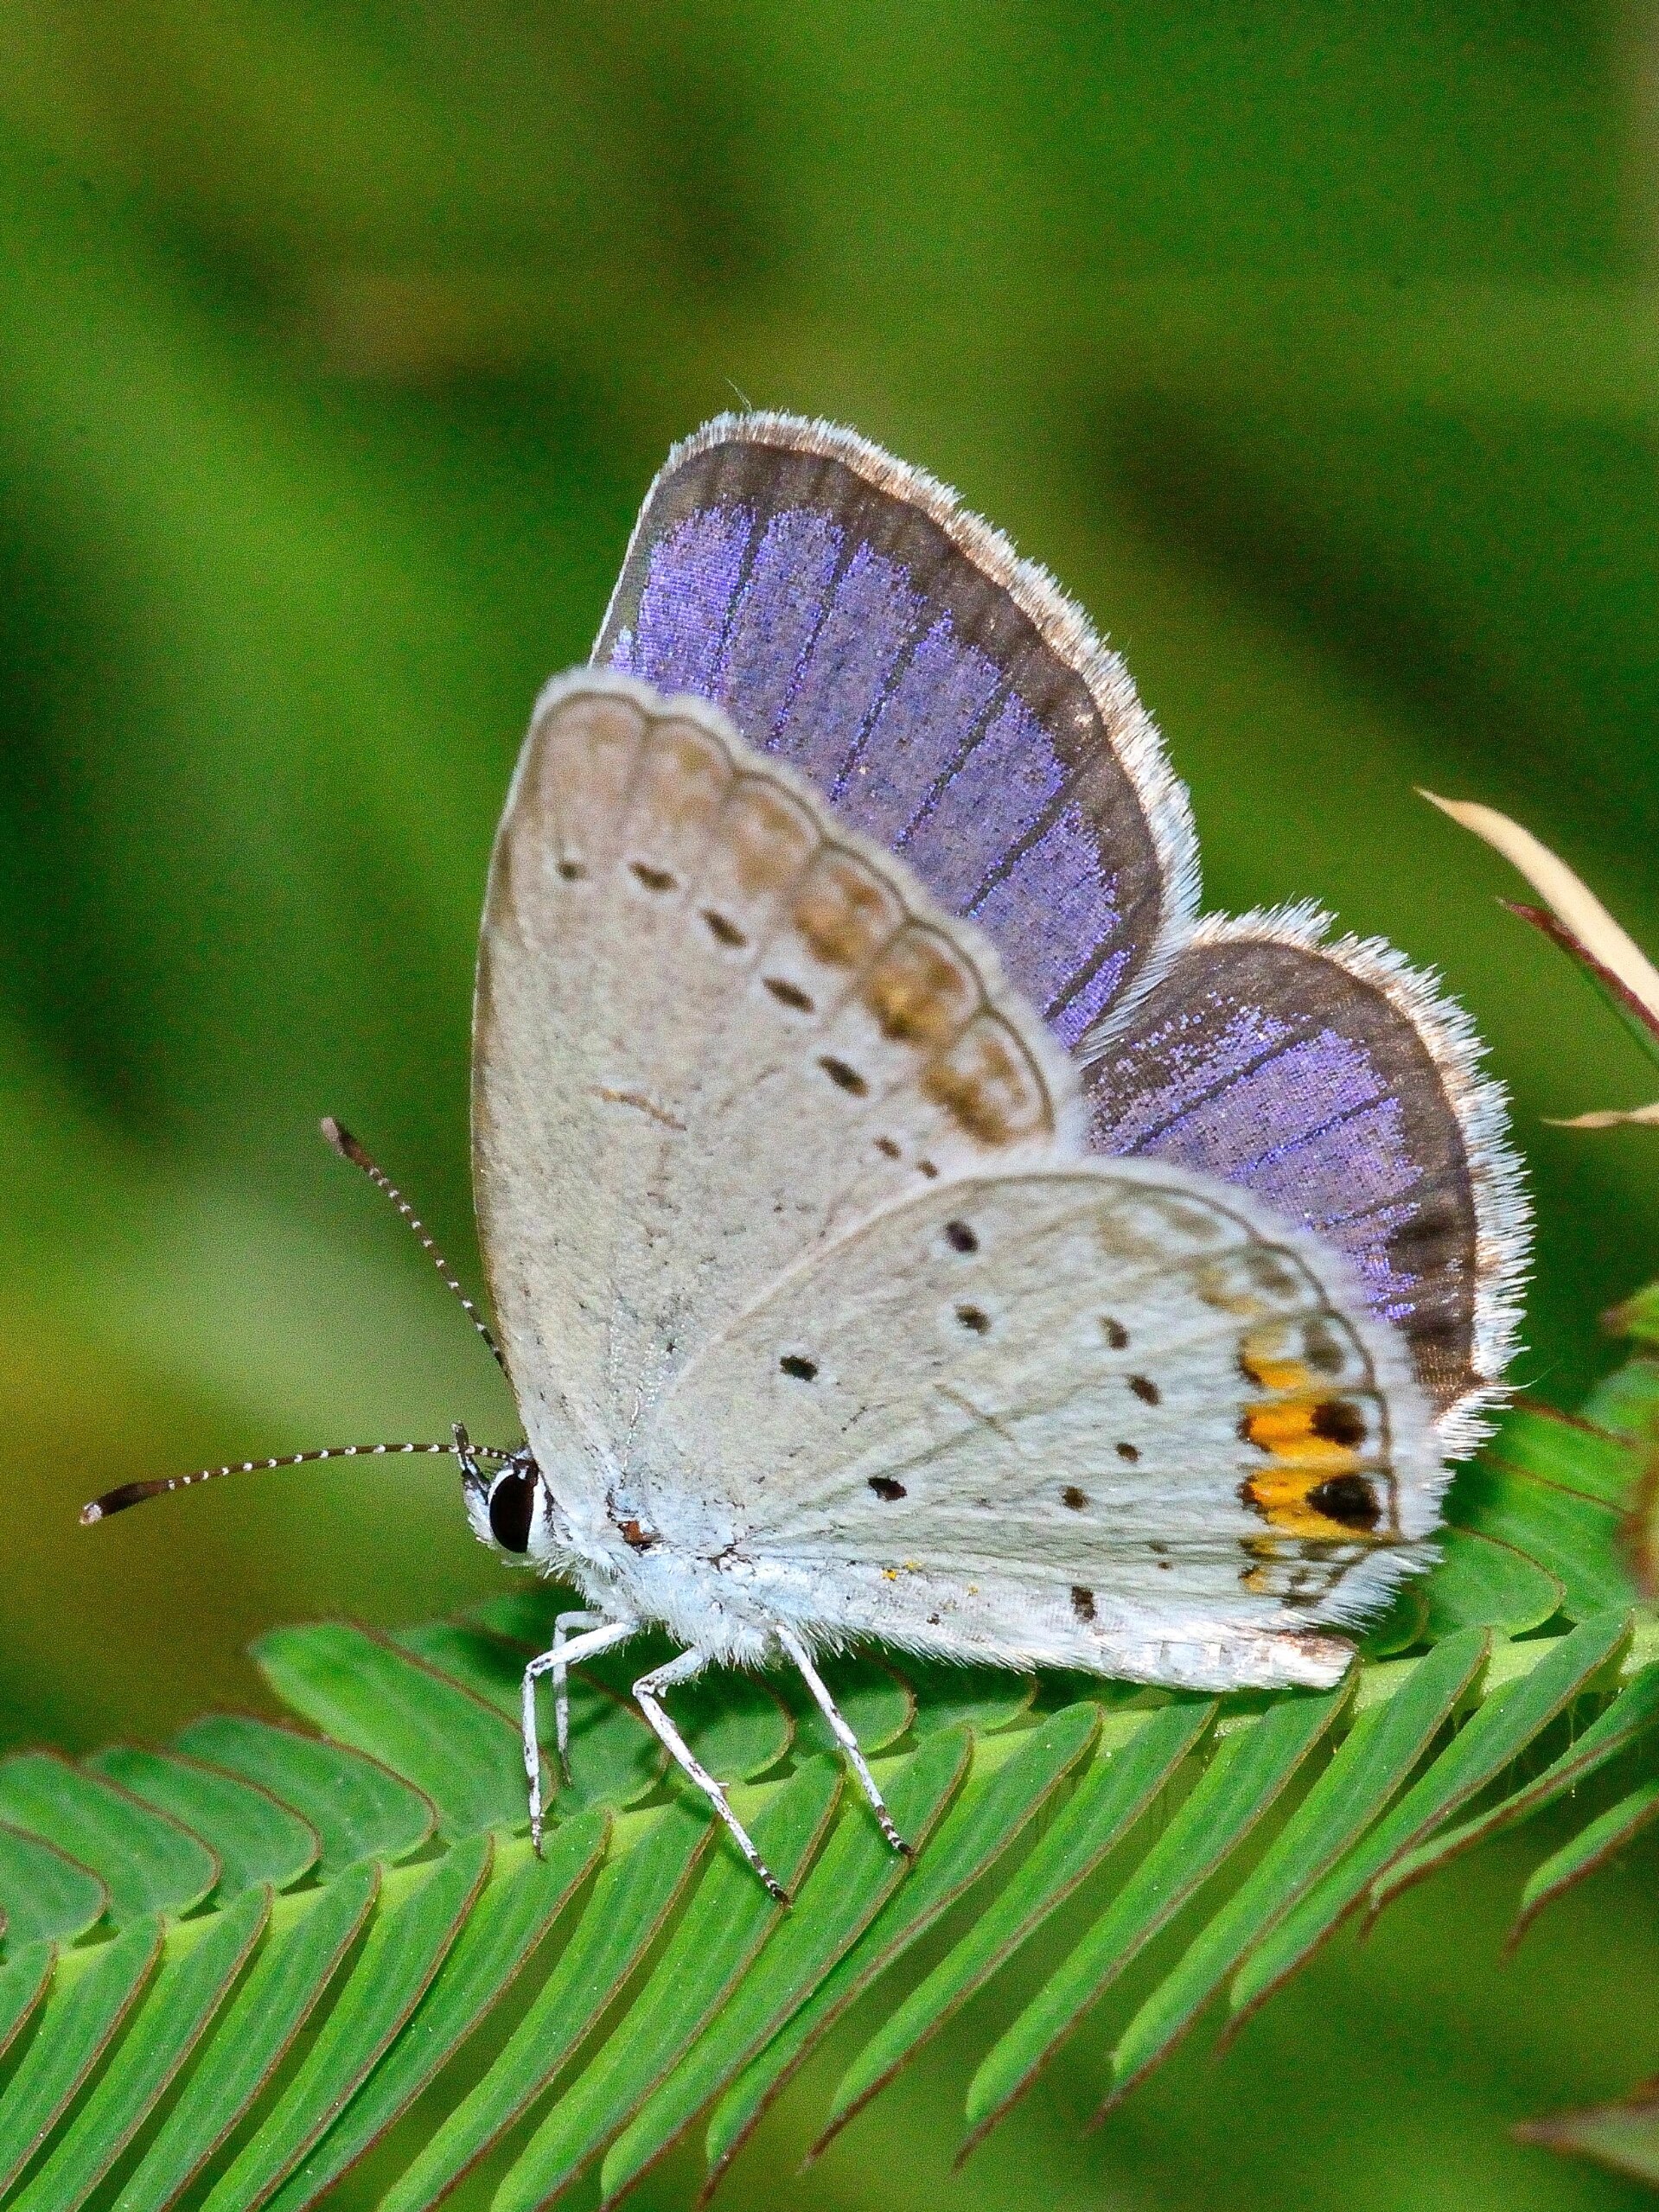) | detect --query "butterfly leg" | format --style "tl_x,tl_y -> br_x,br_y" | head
633,1649 -> 789,1903
549,1610 -> 613,1782
773,1624 -> 911,1857
521,1619 -> 637,1852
